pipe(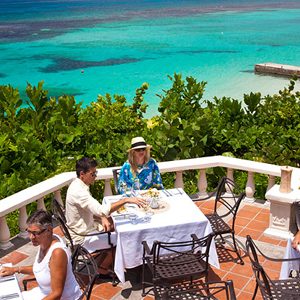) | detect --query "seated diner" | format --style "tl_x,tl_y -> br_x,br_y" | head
118,136 -> 164,194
